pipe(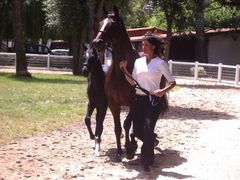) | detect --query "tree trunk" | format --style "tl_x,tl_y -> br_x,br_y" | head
71,29 -> 85,75
164,17 -> 173,61
88,0 -> 105,42
194,1 -> 207,63
13,0 -> 31,77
